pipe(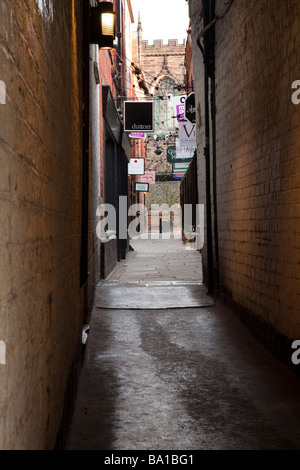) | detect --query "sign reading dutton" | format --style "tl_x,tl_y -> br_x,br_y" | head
124,101 -> 154,132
